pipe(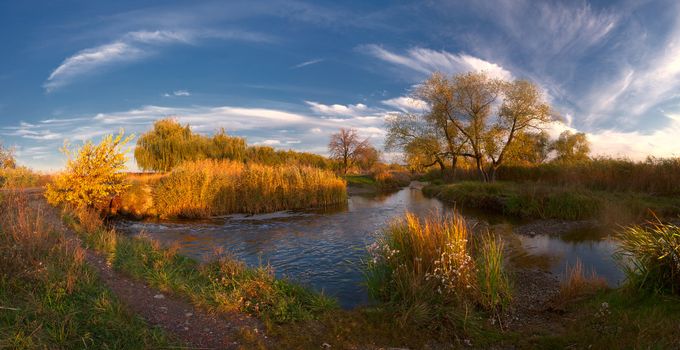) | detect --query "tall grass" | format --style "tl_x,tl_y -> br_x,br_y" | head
0,191 -> 172,348
152,159 -> 347,218
476,233 -> 512,311
615,222 -> 680,294
365,211 -> 511,330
